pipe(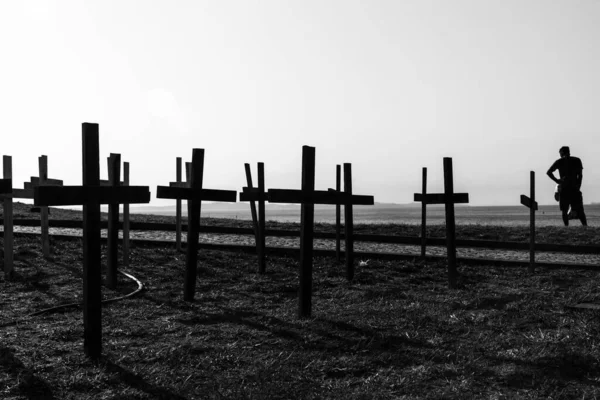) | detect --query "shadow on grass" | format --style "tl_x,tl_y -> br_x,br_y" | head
0,345 -> 55,399
492,352 -> 600,389
101,360 -> 188,400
